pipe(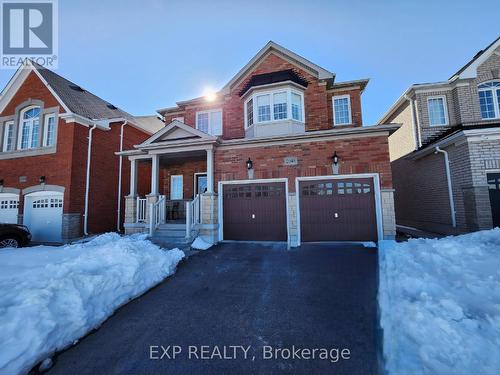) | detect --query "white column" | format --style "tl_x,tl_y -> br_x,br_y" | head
206,148 -> 214,193
129,158 -> 137,196
150,154 -> 159,196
